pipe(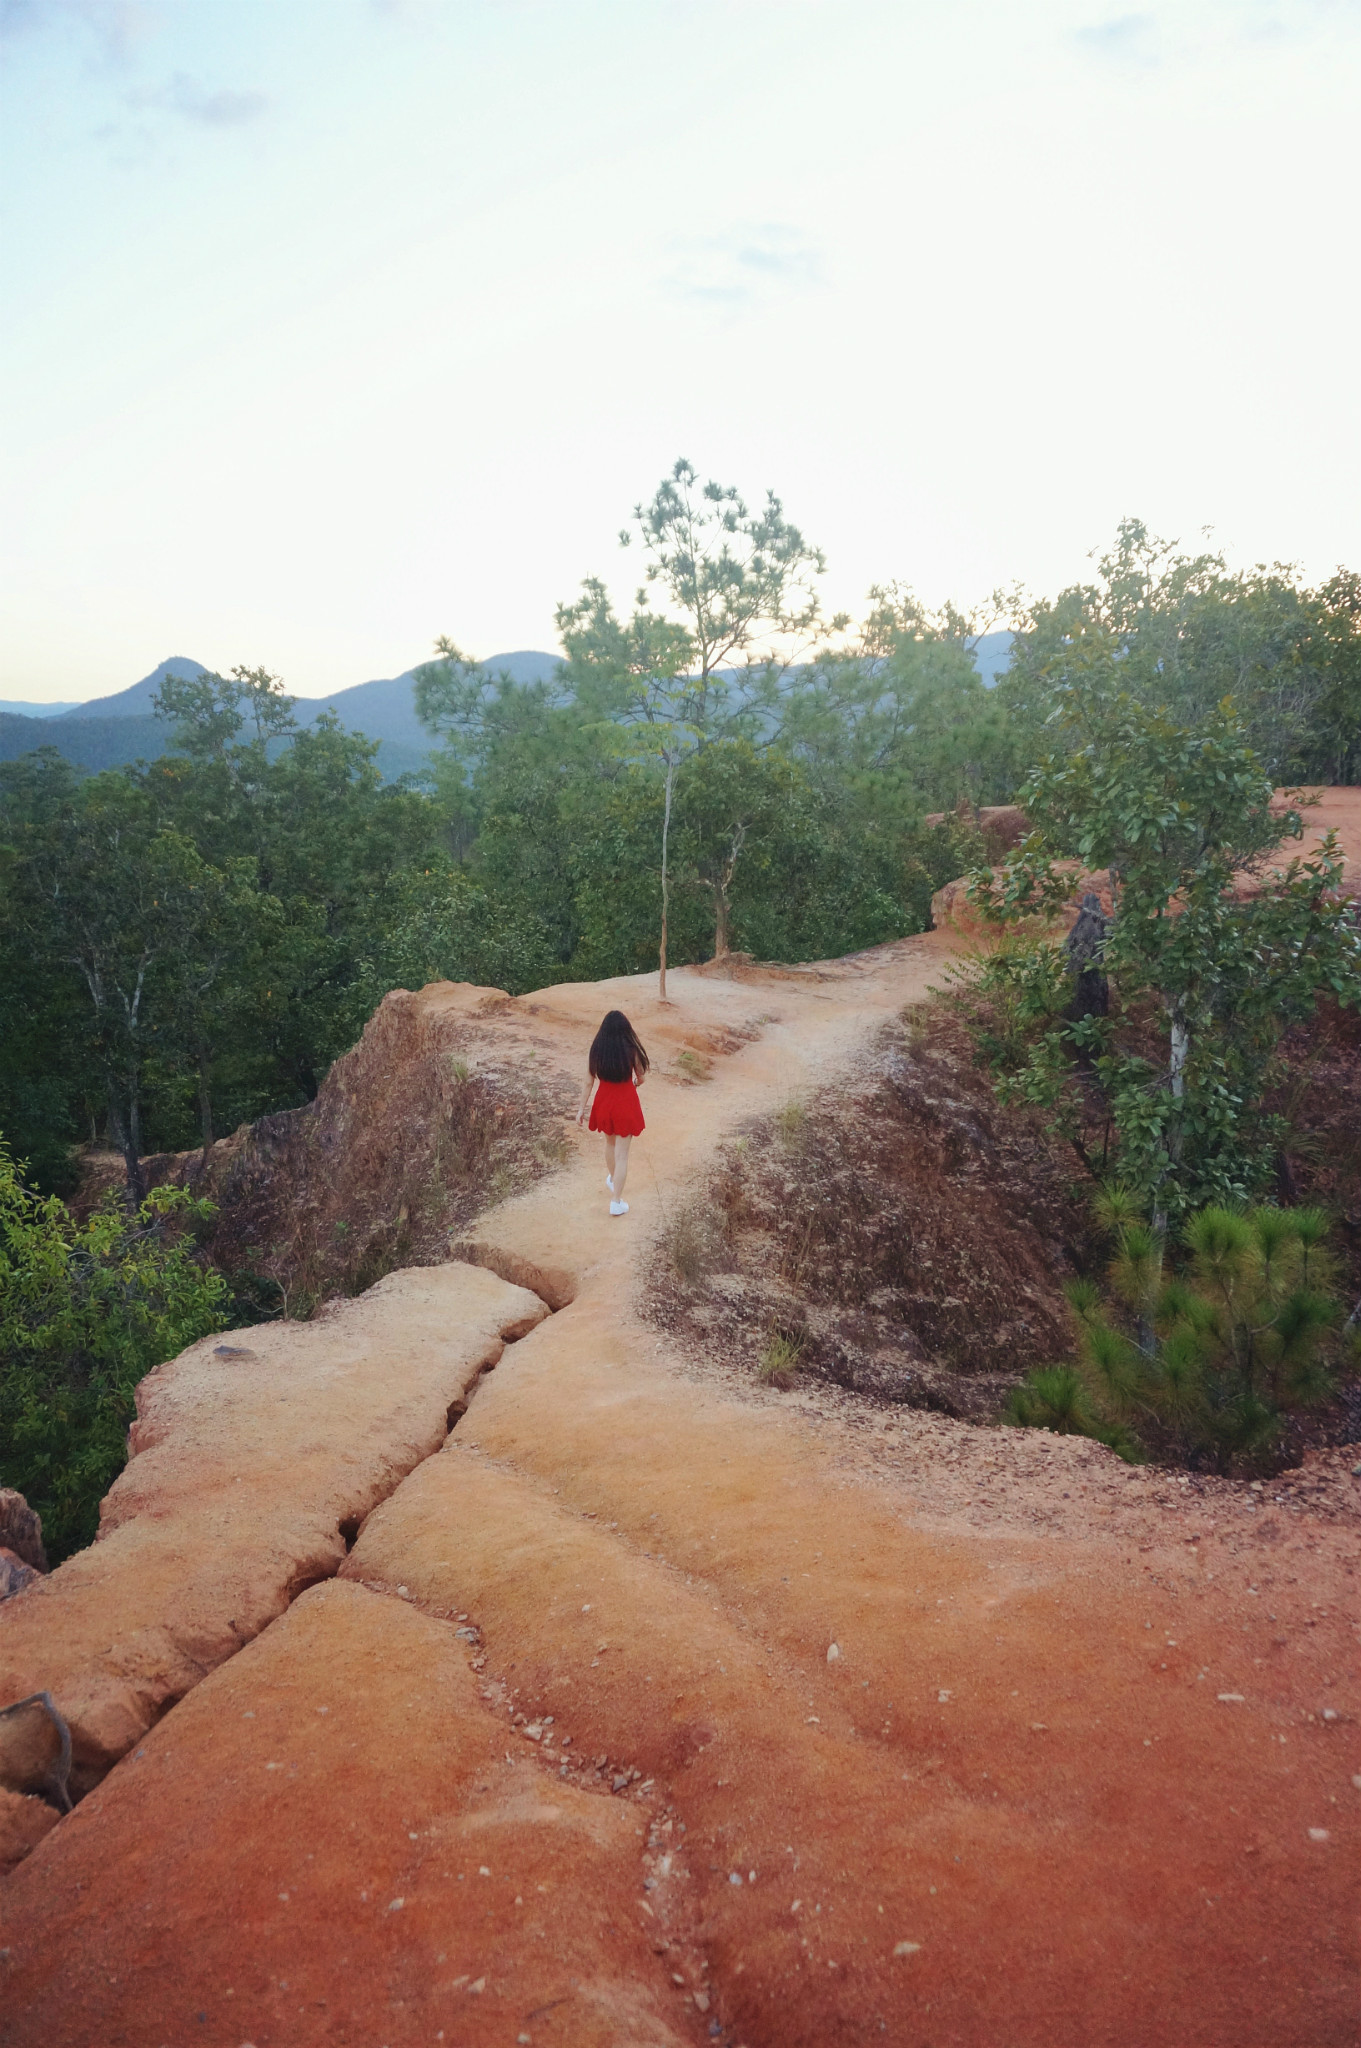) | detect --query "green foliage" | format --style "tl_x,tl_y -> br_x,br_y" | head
0,1140 -> 229,1559
780,583 -> 1019,812
5,503 -> 1359,1208
997,519 -> 1340,782
352,861 -> 556,1004
0,671 -> 450,1188
964,689 -> 1361,1217
1007,1203 -> 1348,1473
